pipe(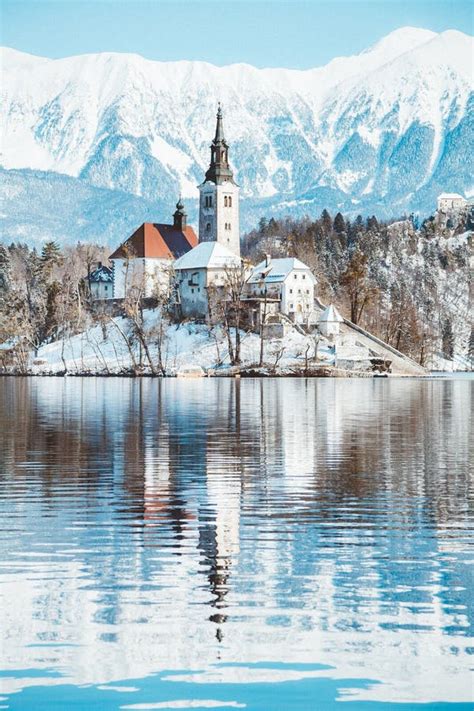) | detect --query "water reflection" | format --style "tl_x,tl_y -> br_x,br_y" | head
0,377 -> 472,708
